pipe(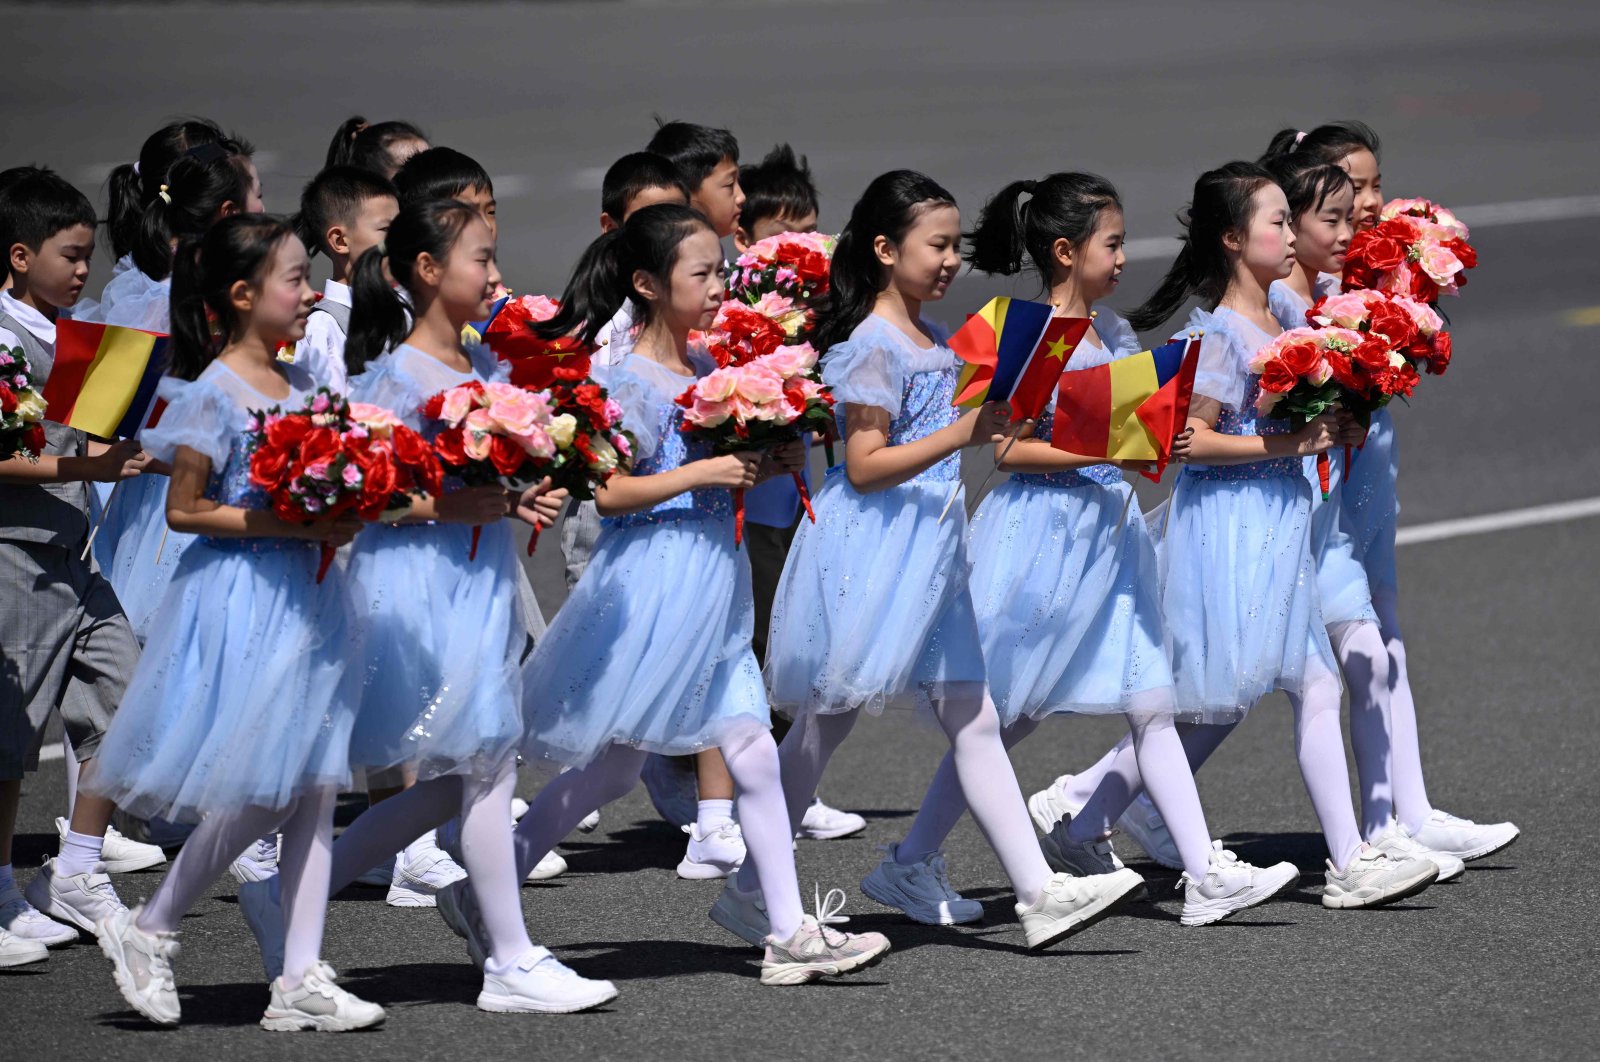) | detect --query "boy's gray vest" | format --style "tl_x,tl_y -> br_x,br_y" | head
0,311 -> 90,547
309,299 -> 351,336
